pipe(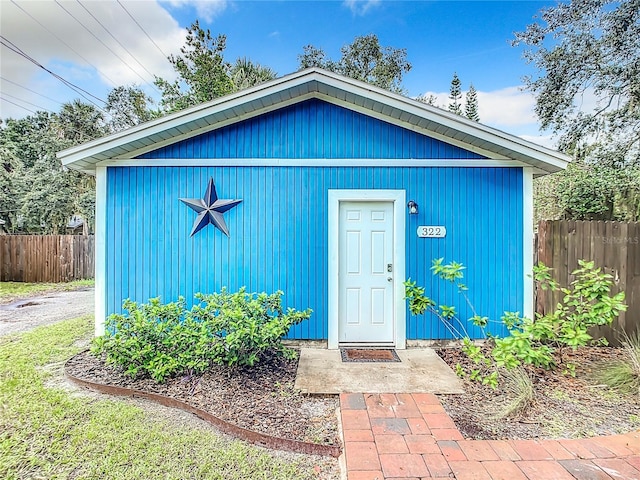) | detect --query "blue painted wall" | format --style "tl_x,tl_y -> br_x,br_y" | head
105,166 -> 523,340
138,99 -> 486,160
104,98 -> 523,340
